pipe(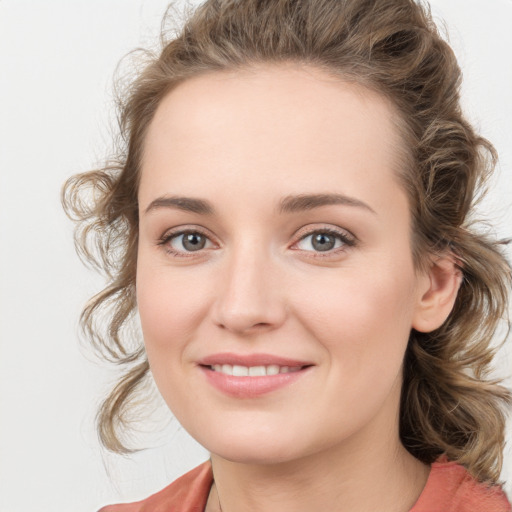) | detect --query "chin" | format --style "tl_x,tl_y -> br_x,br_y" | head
193,424 -> 308,465
211,444 -> 302,466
